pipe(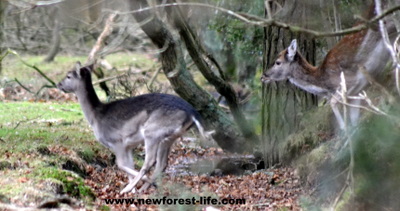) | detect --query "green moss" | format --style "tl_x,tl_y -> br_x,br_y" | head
99,205 -> 111,211
283,105 -> 333,162
0,160 -> 12,170
36,167 -> 95,201
77,148 -> 95,164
